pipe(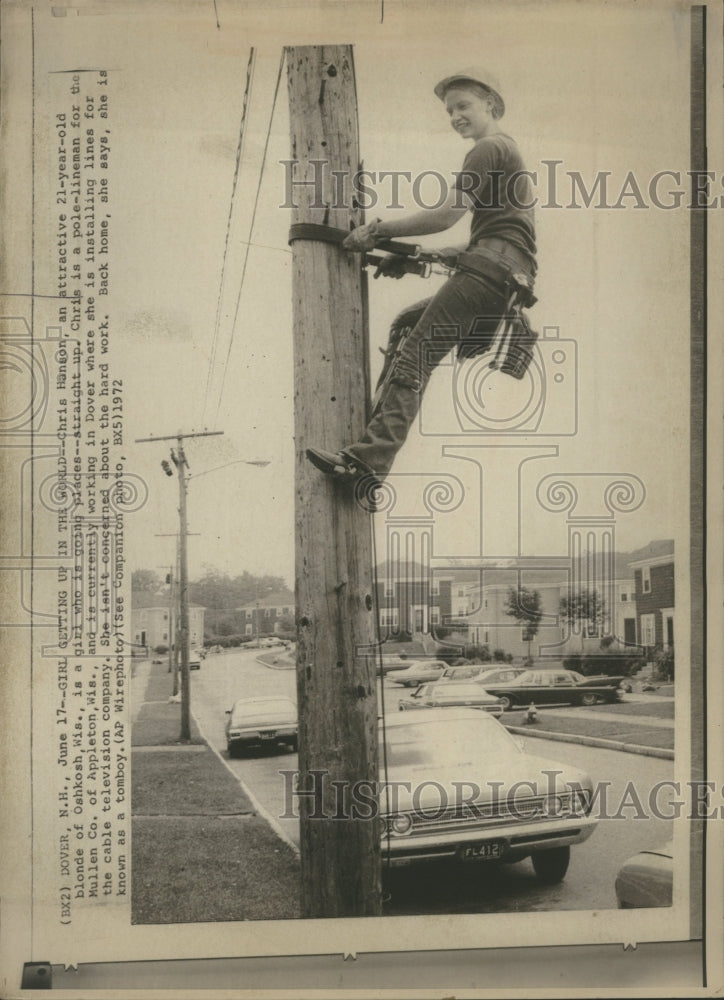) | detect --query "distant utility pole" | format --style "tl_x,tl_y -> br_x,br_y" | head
138,429 -> 223,739
287,45 -> 381,917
